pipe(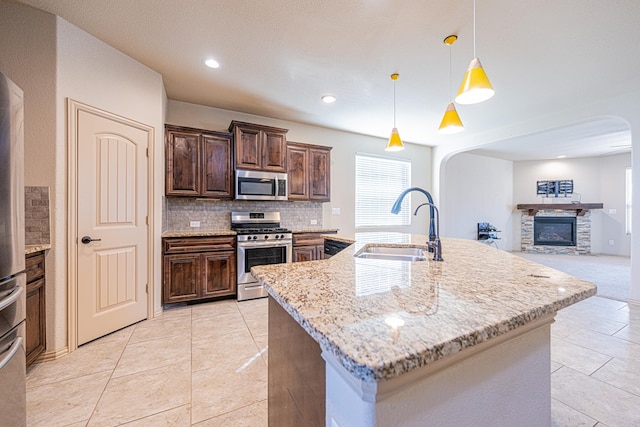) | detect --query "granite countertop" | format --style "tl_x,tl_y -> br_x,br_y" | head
251,233 -> 597,382
162,228 -> 339,237
292,228 -> 339,234
161,229 -> 237,238
25,244 -> 51,255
